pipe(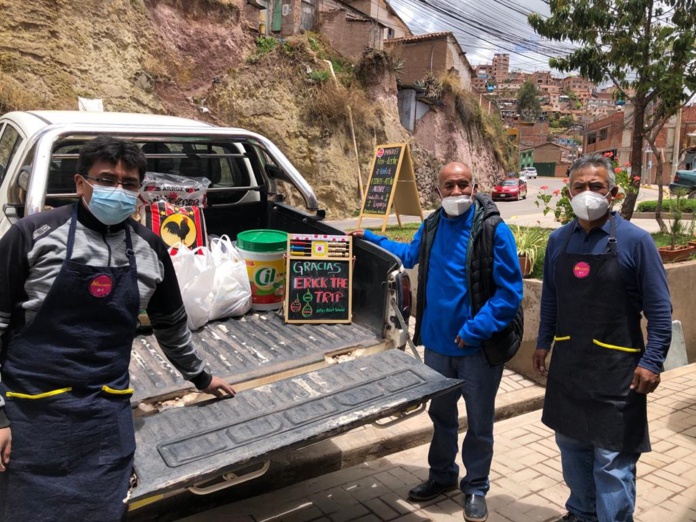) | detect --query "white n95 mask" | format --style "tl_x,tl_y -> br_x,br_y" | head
441,195 -> 473,217
570,191 -> 610,221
